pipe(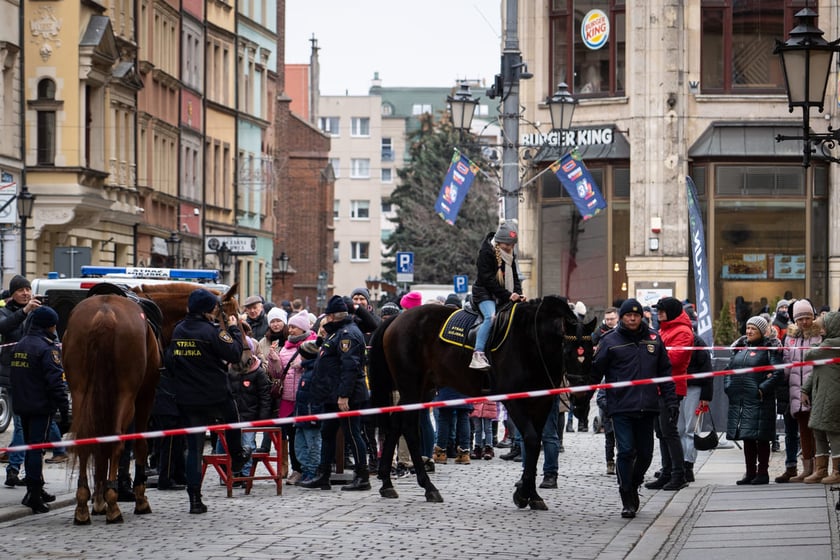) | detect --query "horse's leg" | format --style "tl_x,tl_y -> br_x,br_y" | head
403,410 -> 442,503
377,414 -> 400,499
74,451 -> 92,525
133,437 -> 151,515
92,453 -> 108,516
105,444 -> 125,524
507,398 -> 550,511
